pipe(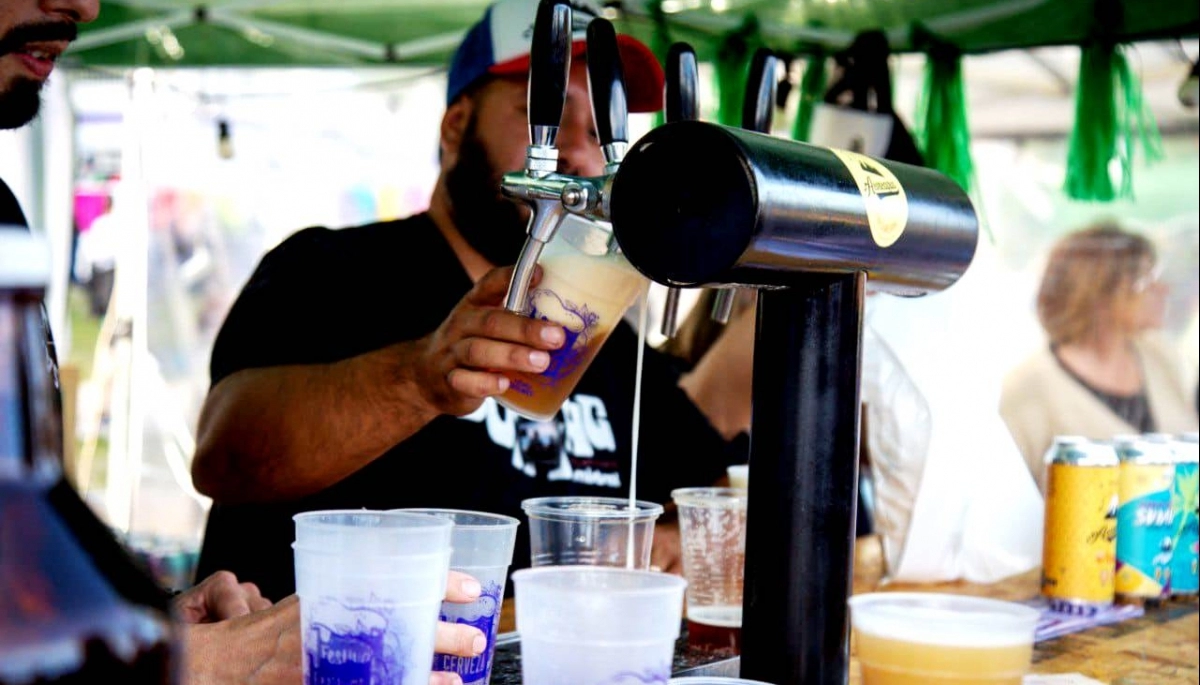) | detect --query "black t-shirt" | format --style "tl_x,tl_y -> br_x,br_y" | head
2,176 -> 29,226
195,213 -> 736,600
